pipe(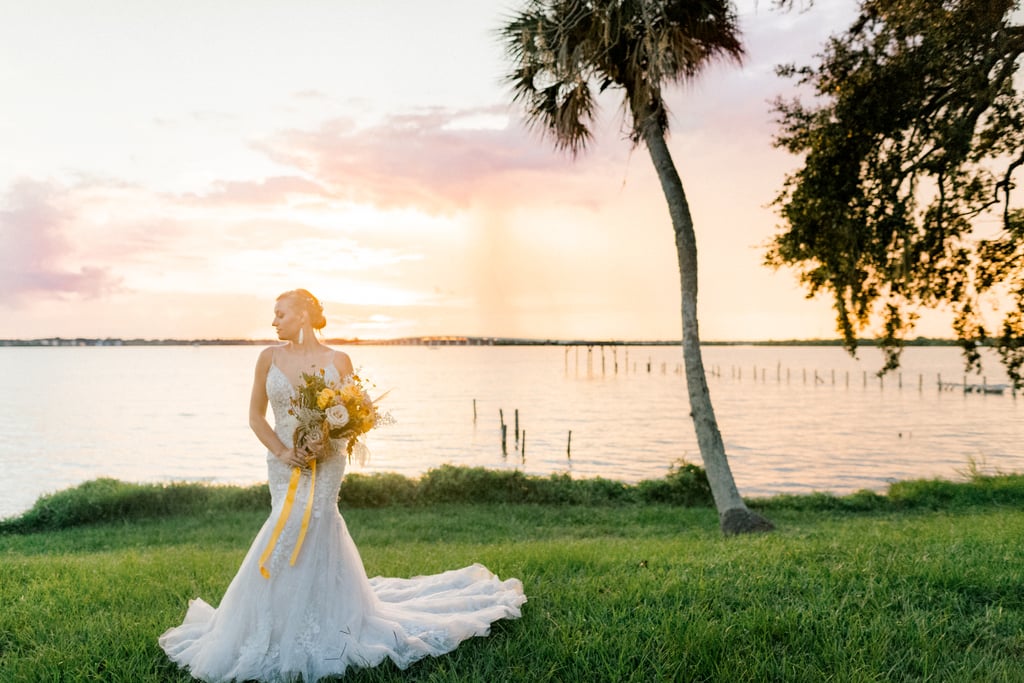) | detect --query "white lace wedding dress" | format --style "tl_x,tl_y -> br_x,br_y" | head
159,363 -> 526,682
